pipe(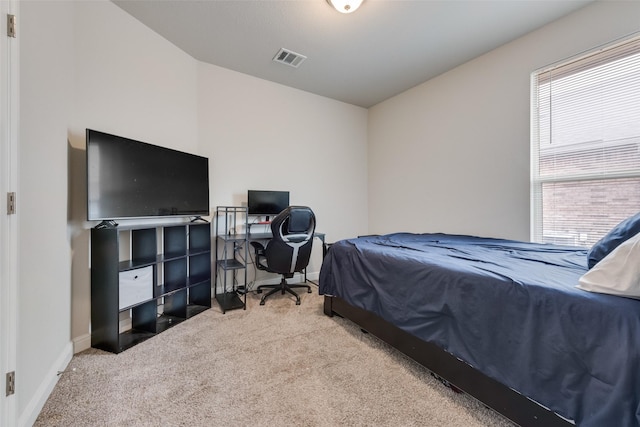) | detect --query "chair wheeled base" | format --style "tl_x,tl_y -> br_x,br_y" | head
257,277 -> 311,305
